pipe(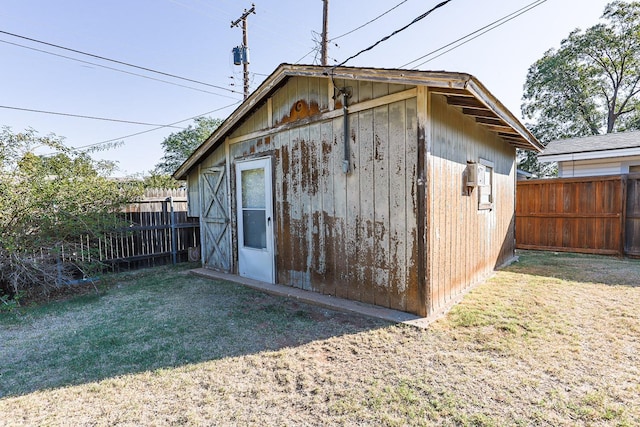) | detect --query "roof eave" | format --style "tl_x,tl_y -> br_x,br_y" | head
464,78 -> 543,152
